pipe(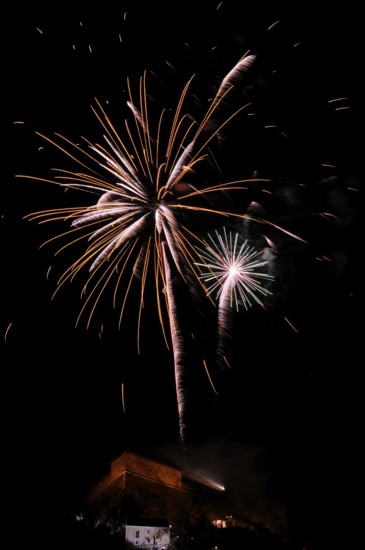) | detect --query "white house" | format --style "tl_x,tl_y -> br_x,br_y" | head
125,520 -> 170,549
